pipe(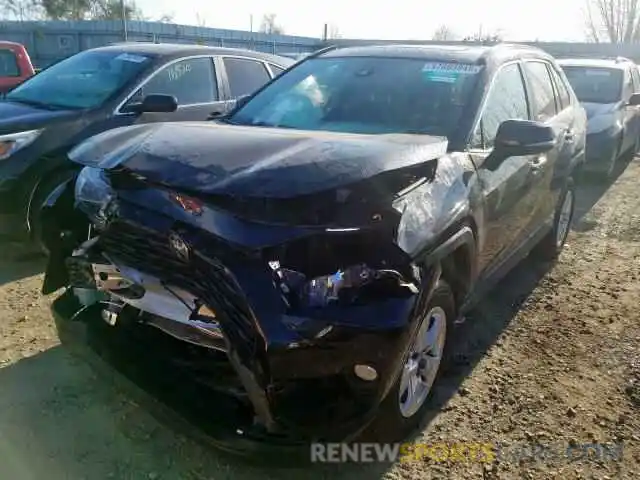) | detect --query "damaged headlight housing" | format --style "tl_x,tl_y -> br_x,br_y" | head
270,261 -> 417,308
0,129 -> 42,160
74,166 -> 115,230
